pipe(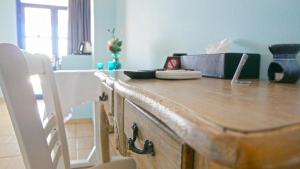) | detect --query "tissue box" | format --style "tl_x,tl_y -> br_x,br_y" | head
181,53 -> 260,79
